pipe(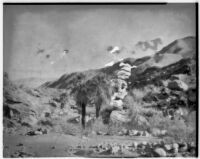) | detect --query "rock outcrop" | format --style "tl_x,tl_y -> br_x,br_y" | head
110,62 -> 137,122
